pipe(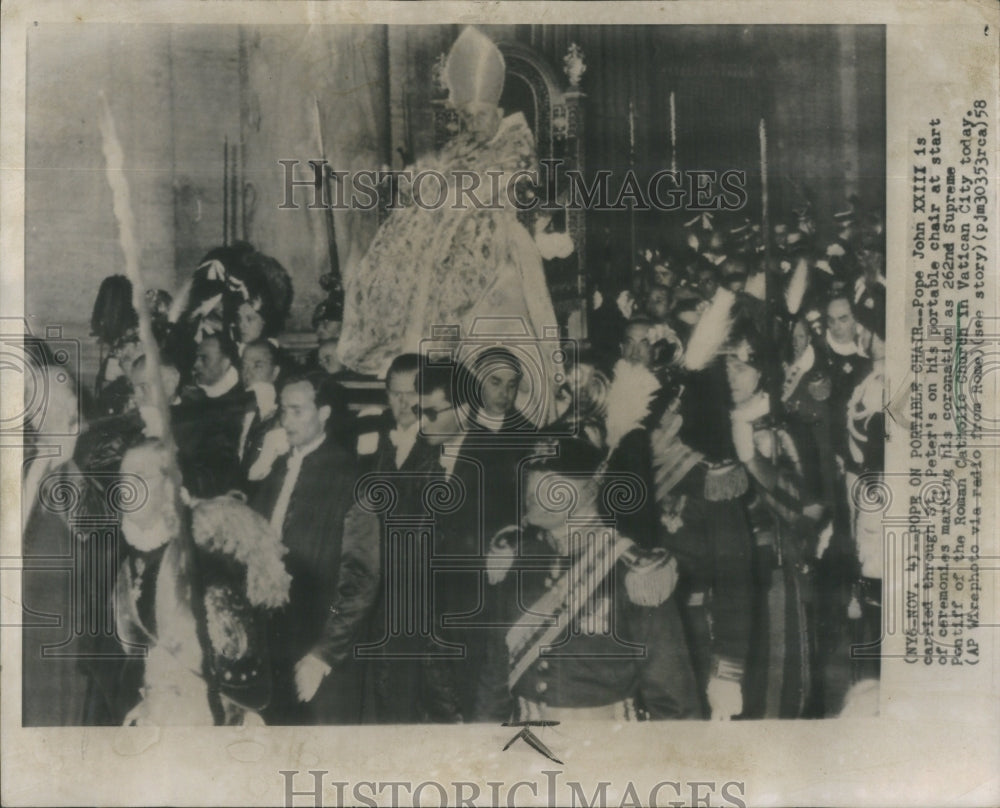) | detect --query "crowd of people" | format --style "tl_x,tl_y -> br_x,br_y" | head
21,192 -> 887,727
